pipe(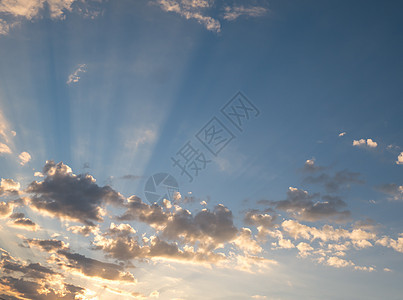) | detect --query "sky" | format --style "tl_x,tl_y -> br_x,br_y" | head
0,0 -> 402,299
